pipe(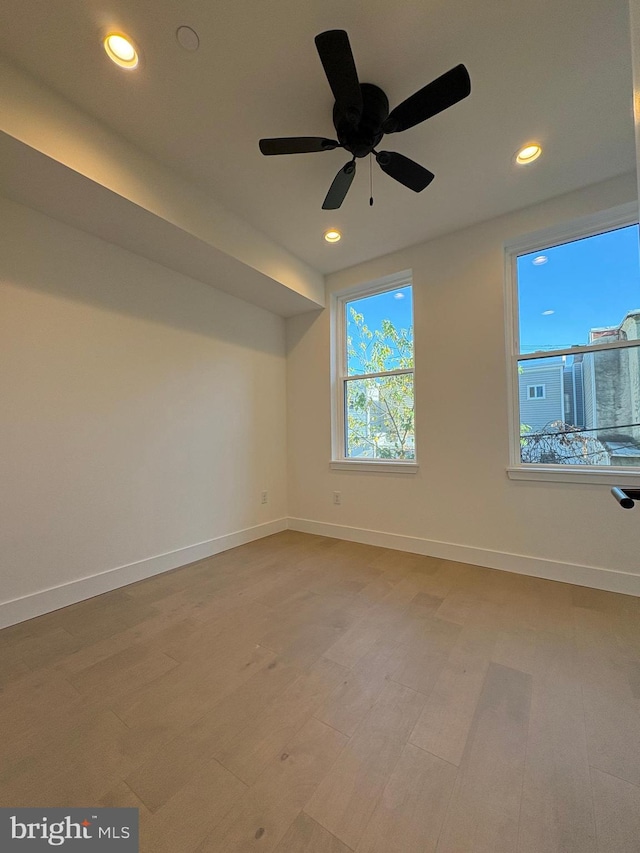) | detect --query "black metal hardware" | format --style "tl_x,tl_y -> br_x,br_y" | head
611,487 -> 640,509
